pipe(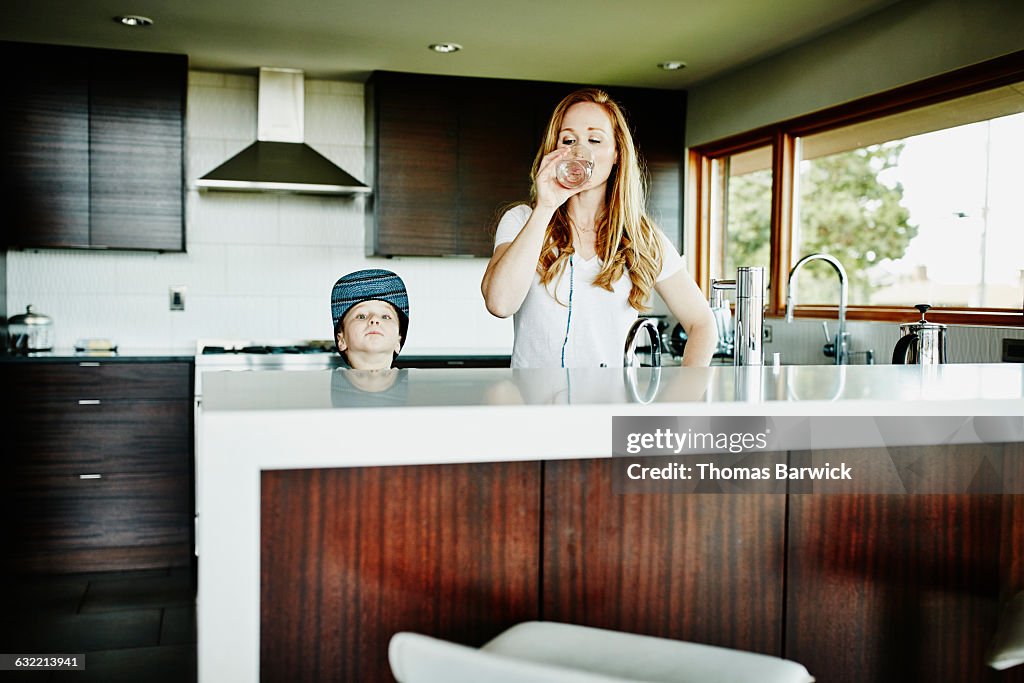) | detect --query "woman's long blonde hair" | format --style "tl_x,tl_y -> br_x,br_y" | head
531,88 -> 663,311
